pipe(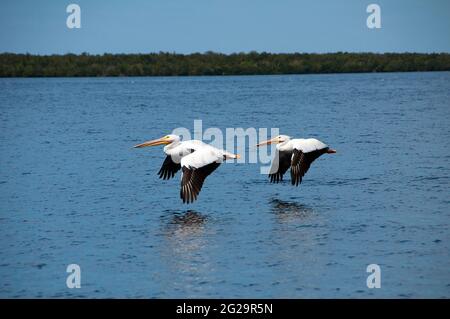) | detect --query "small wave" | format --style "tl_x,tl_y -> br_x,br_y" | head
413,176 -> 449,182
325,177 -> 370,186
